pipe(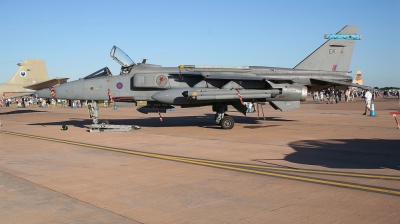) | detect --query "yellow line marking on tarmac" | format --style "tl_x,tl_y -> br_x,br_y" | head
177,158 -> 400,180
1,130 -> 400,196
175,158 -> 400,196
